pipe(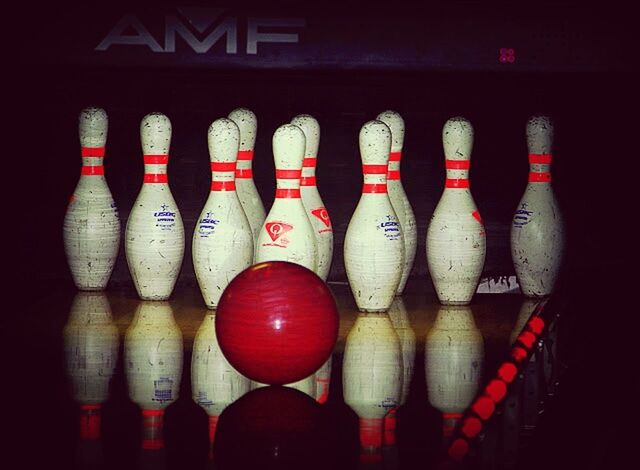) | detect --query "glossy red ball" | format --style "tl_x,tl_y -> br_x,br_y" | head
215,261 -> 339,385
